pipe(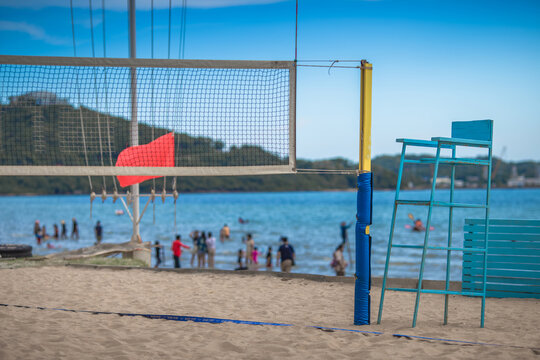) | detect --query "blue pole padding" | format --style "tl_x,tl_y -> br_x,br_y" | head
355,230 -> 371,325
356,172 -> 373,225
355,172 -> 373,325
